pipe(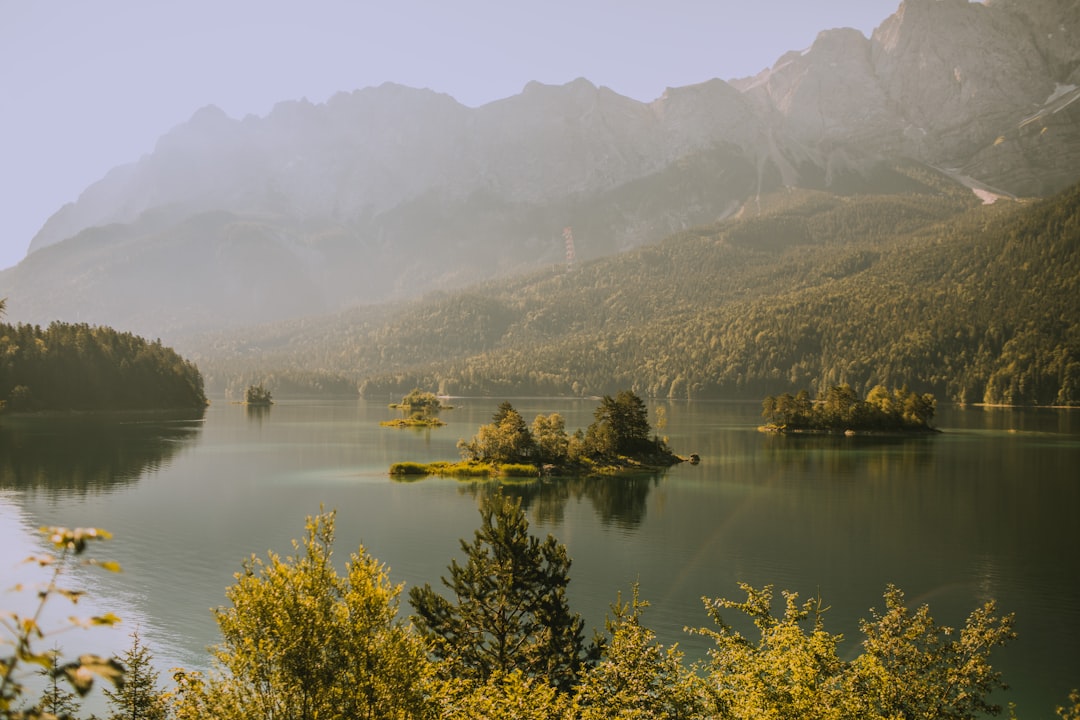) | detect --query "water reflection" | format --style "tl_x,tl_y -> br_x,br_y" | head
757,433 -> 936,478
450,473 -> 664,529
0,412 -> 204,494
245,403 -> 272,423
